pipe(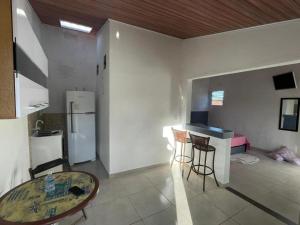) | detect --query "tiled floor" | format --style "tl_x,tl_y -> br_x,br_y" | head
230,148 -> 300,224
58,157 -> 288,225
